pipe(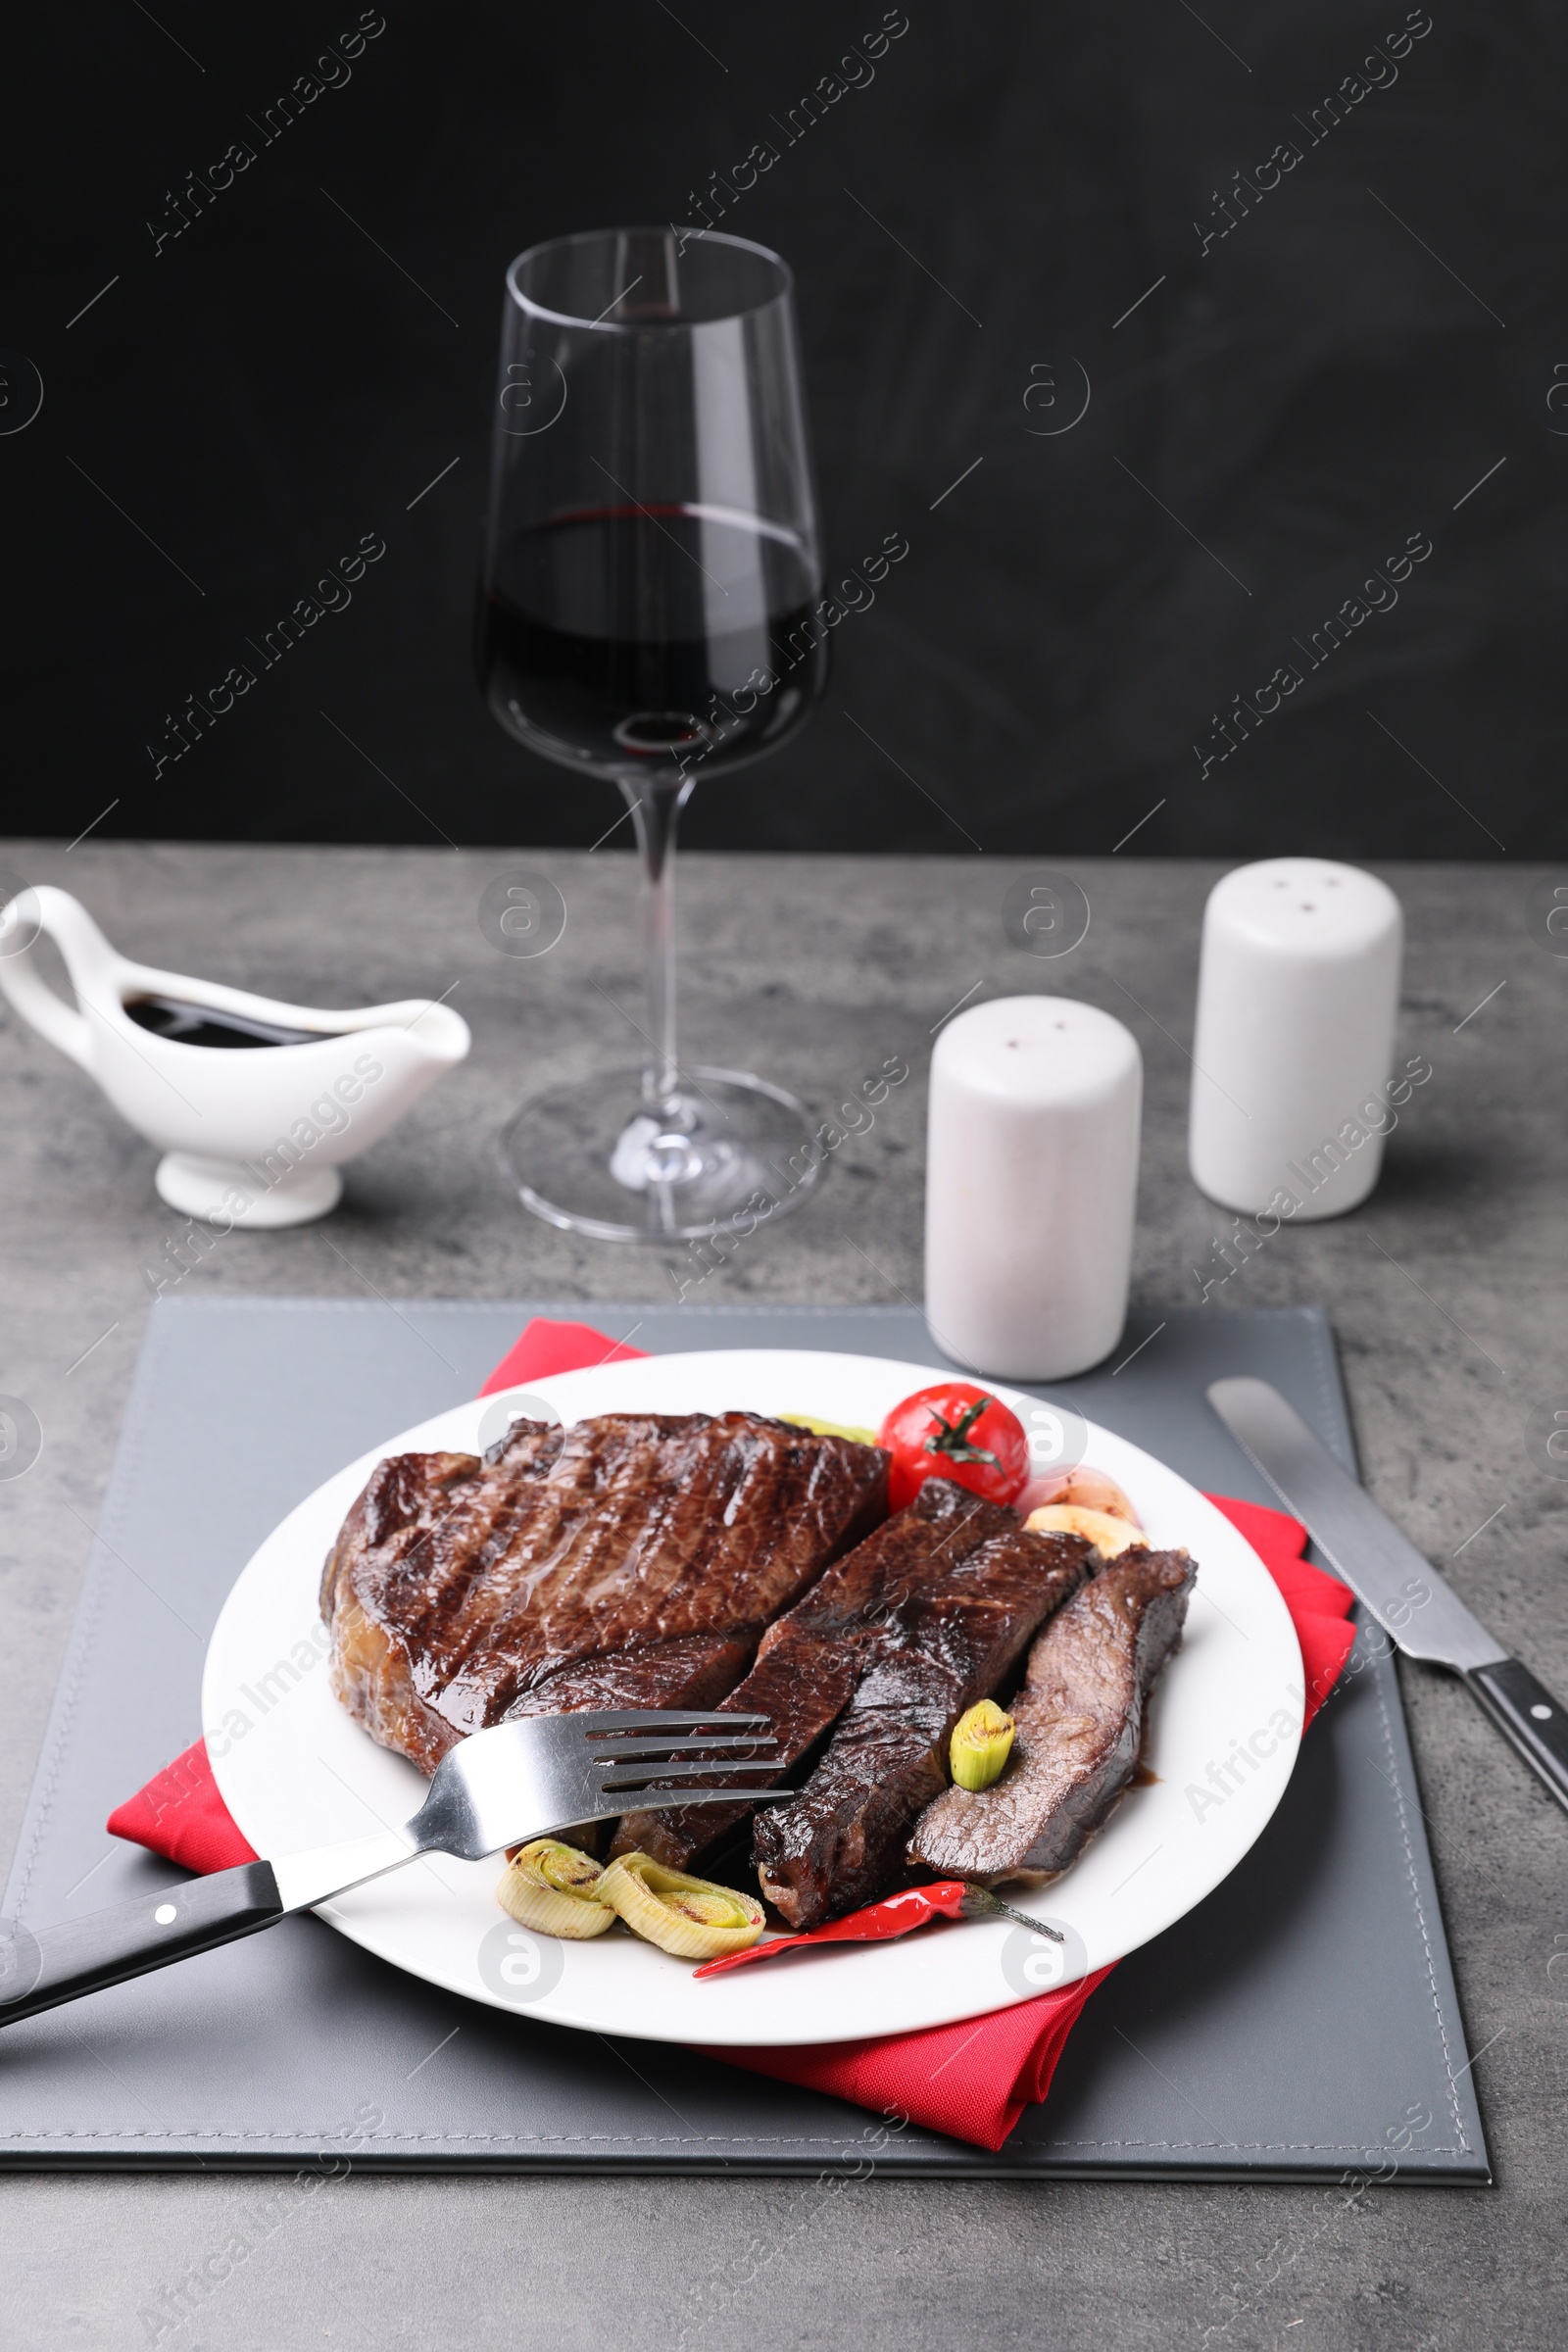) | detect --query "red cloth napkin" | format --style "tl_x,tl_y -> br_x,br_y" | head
479,1316 -> 649,1392
110,1316 -> 1355,2152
